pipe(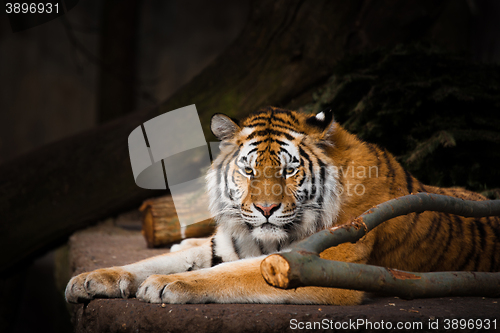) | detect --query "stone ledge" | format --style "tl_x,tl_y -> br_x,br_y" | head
65,214 -> 500,333
72,298 -> 499,333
